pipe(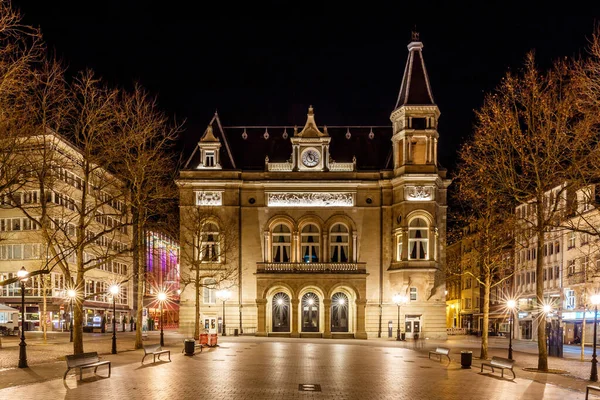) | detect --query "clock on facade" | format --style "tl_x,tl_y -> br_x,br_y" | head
301,148 -> 320,167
